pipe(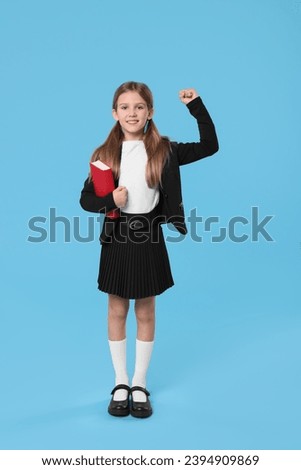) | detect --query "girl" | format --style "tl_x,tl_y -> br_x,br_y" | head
80,81 -> 218,418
